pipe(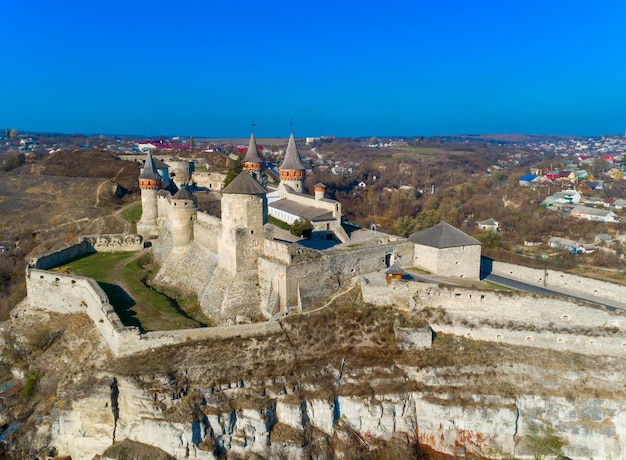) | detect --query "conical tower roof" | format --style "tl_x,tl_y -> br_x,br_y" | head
243,132 -> 263,164
139,151 -> 161,181
222,171 -> 267,195
172,187 -> 196,201
279,133 -> 305,171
